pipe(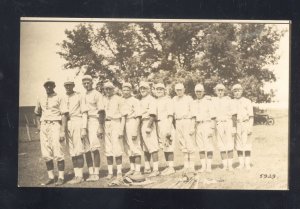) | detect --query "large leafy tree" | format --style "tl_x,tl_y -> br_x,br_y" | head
57,22 -> 286,102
